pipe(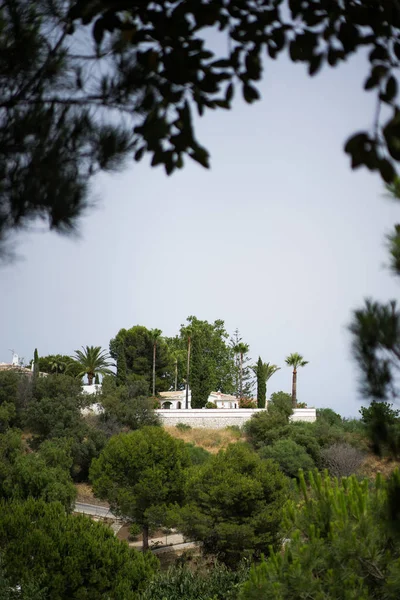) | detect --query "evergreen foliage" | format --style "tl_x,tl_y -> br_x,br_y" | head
176,443 -> 288,567
0,498 -> 157,600
90,427 -> 190,549
240,470 -> 400,600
